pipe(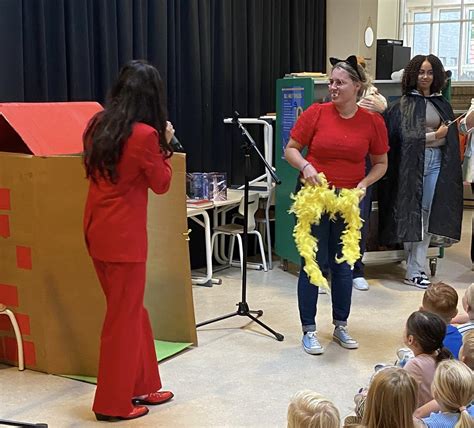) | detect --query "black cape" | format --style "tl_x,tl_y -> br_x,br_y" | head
378,93 -> 463,246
